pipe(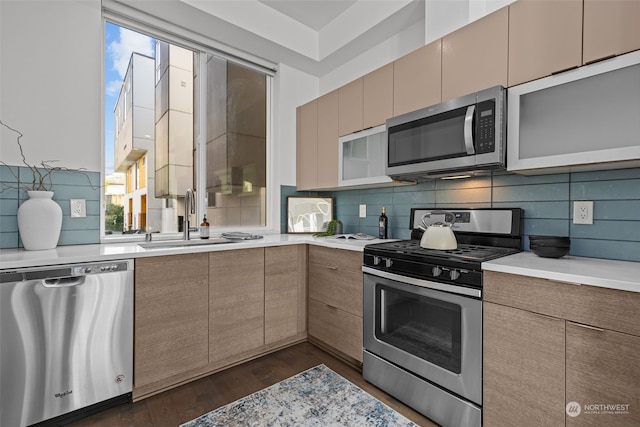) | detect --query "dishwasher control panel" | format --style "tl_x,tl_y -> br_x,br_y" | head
1,260 -> 133,283
73,262 -> 130,275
